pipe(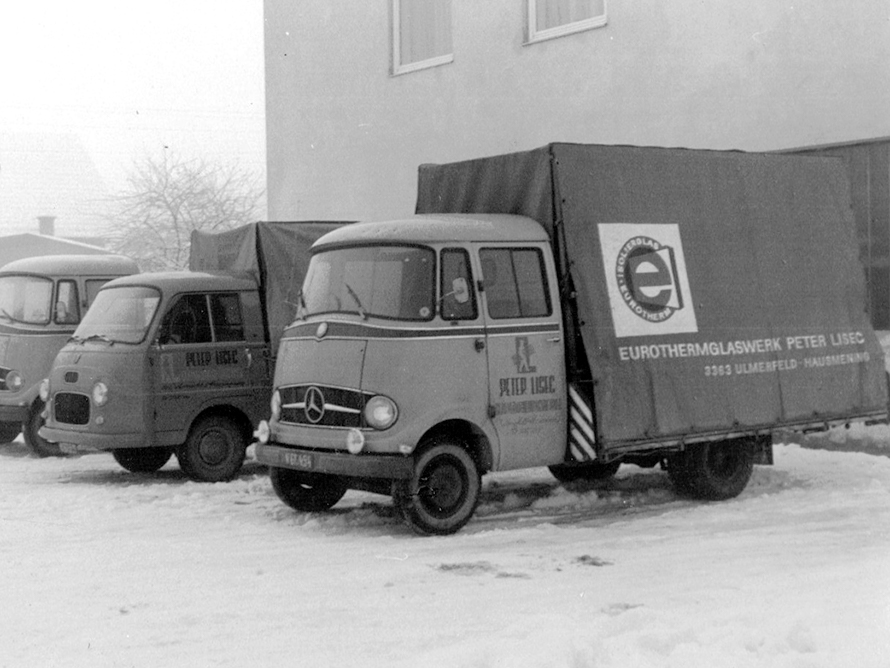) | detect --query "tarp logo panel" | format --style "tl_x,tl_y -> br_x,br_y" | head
599,224 -> 698,338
